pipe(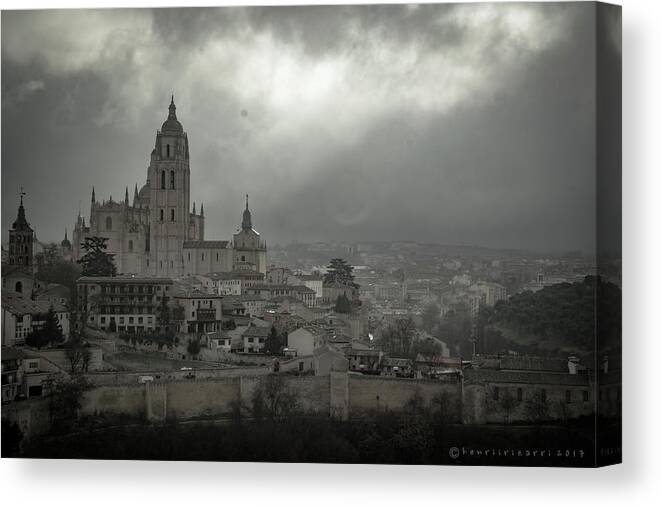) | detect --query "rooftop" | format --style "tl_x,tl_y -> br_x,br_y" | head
77,276 -> 174,284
